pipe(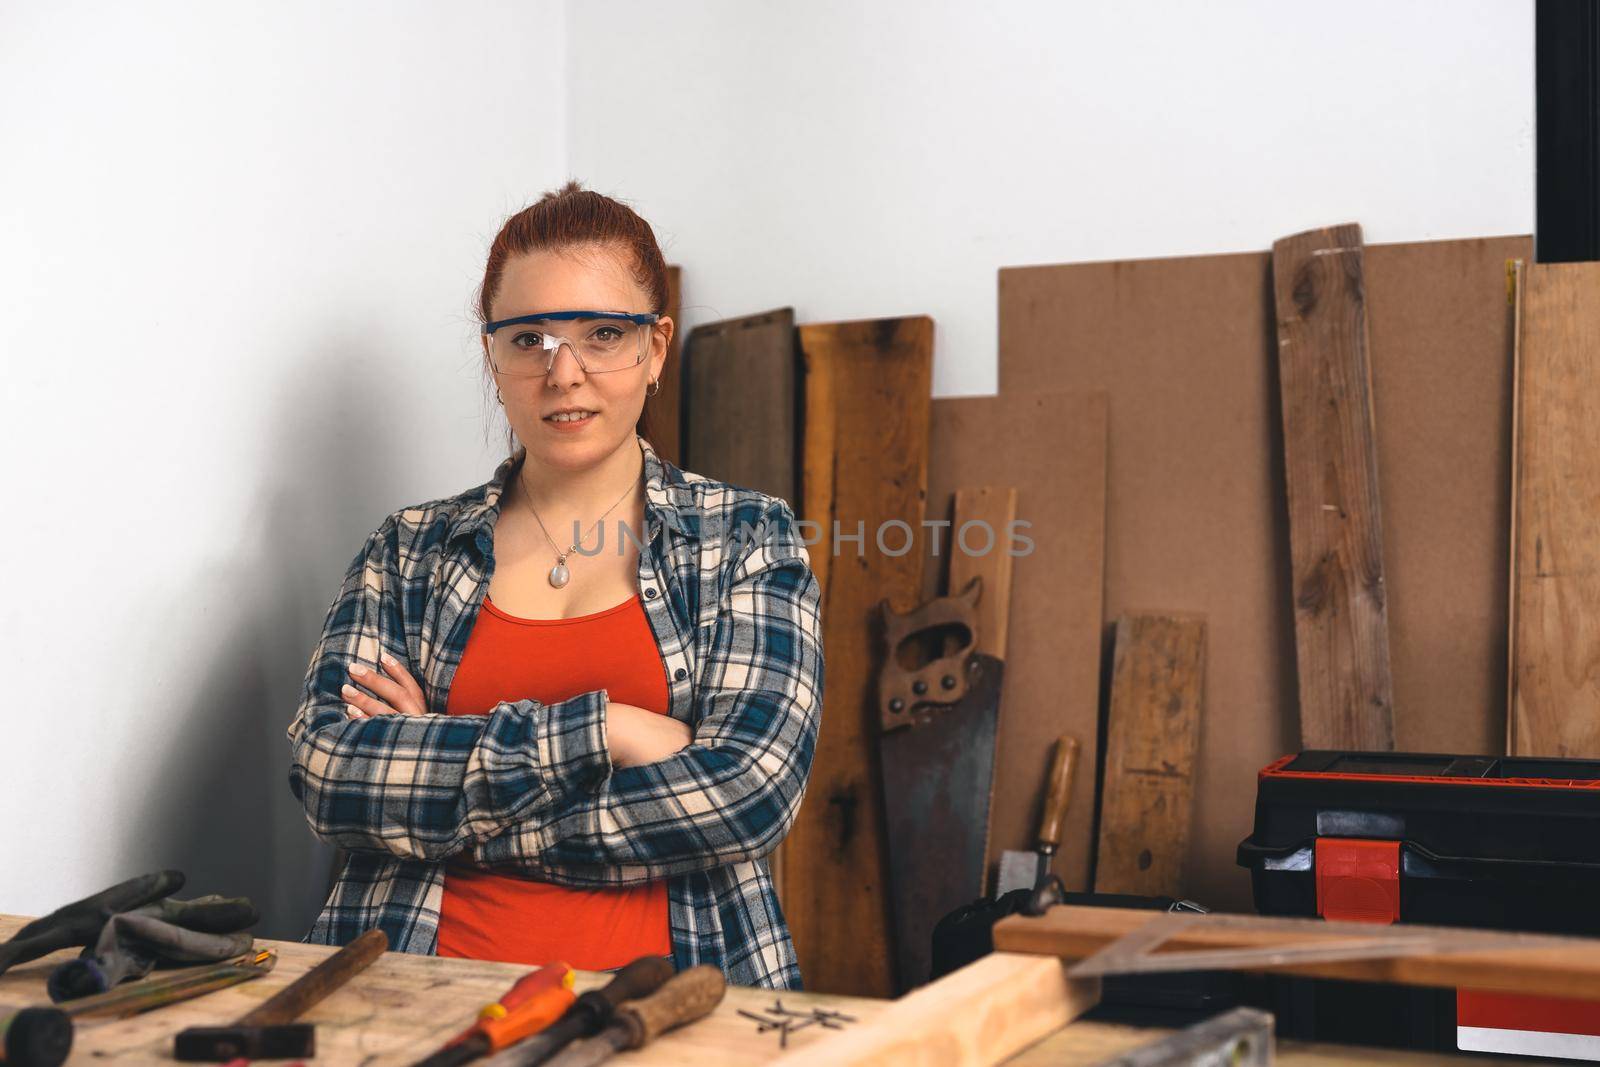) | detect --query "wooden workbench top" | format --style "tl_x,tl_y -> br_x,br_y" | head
0,914 -> 1525,1065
